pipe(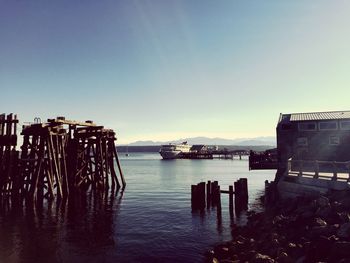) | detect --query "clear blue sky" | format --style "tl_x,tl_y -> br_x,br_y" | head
1,1 -> 349,144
